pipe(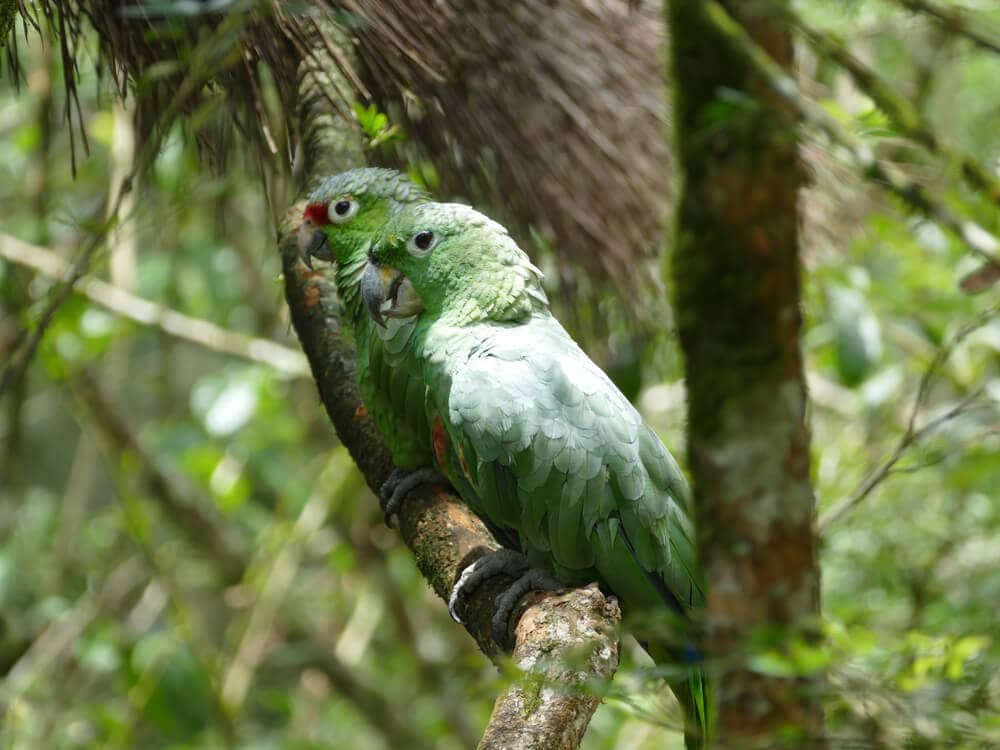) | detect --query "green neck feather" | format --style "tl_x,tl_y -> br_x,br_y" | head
425,239 -> 548,328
